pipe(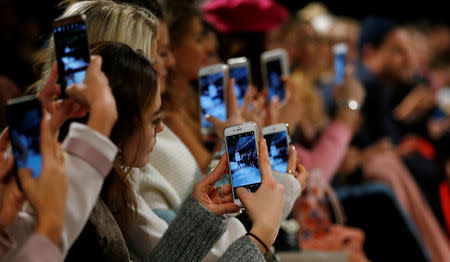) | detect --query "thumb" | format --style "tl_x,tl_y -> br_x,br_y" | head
235,187 -> 252,205
87,55 -> 102,74
206,114 -> 225,131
